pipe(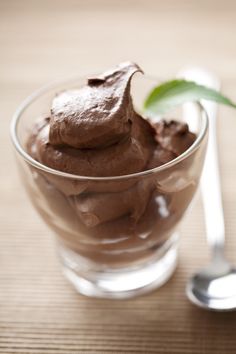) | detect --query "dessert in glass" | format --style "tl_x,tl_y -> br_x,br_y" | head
11,62 -> 208,298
